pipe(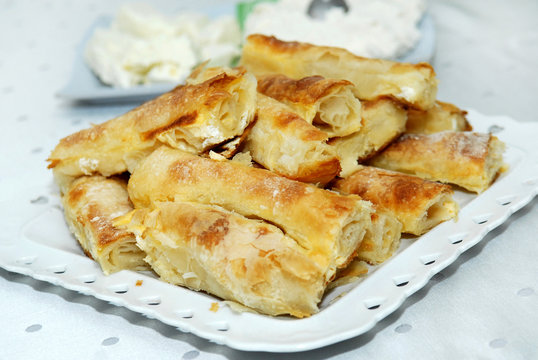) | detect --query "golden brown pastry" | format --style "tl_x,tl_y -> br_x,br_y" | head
118,201 -> 326,318
328,259 -> 369,289
186,64 -> 245,84
356,208 -> 402,264
329,97 -> 408,177
329,208 -> 402,282
61,175 -> 148,275
333,166 -> 458,235
240,34 -> 438,110
256,74 -> 362,137
127,146 -> 374,280
244,94 -> 341,185
369,132 -> 506,193
48,68 -> 257,191
406,101 -> 472,134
